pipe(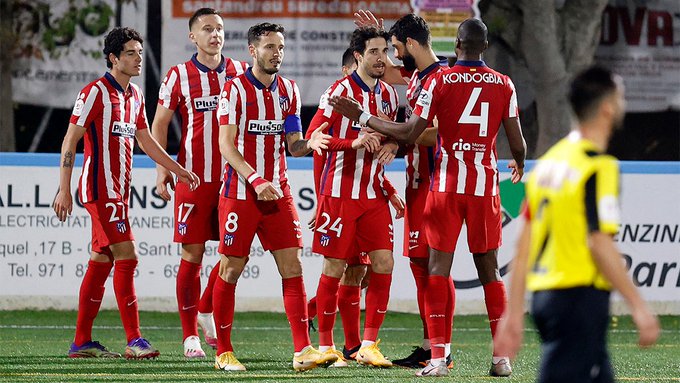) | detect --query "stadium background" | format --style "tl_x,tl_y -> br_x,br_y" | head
1,0 -> 678,315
